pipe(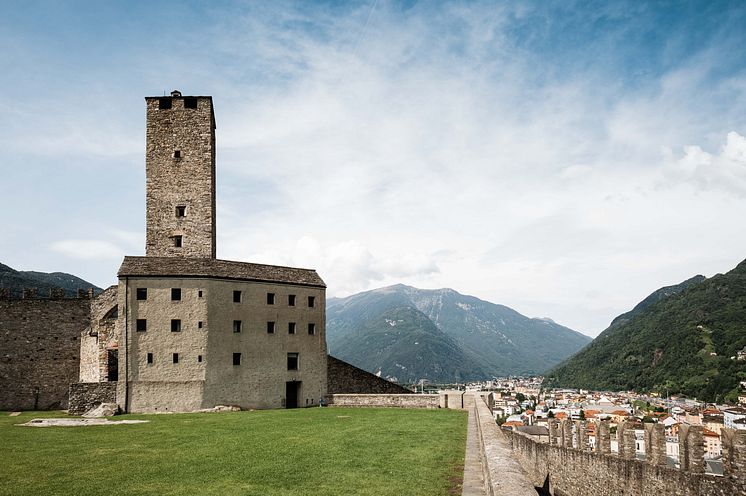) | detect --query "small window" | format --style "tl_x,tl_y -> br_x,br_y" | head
308,323 -> 316,335
173,150 -> 181,159
288,294 -> 296,306
233,353 -> 241,366
171,319 -> 181,332
233,320 -> 242,333
288,322 -> 296,335
198,321 -> 203,329
158,97 -> 172,110
136,319 -> 147,332
233,290 -> 242,303
136,288 -> 147,300
308,296 -> 315,308
287,353 -> 299,370
147,352 -> 153,364
171,288 -> 181,300
267,292 -> 275,305
184,97 -> 198,109
174,235 -> 183,248
267,321 -> 275,334
173,353 -> 179,364
198,290 -> 203,298
175,206 -> 186,217
198,355 -> 203,363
